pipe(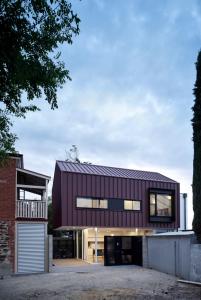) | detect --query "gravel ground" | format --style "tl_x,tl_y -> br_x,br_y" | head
0,264 -> 201,300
